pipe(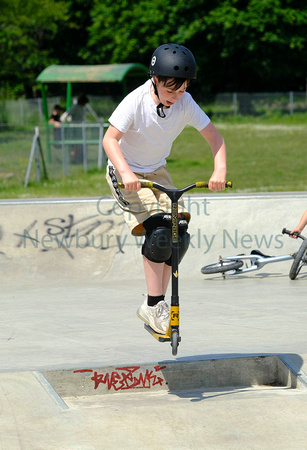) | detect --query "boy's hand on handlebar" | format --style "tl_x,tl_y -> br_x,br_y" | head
121,173 -> 141,192
208,170 -> 227,191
